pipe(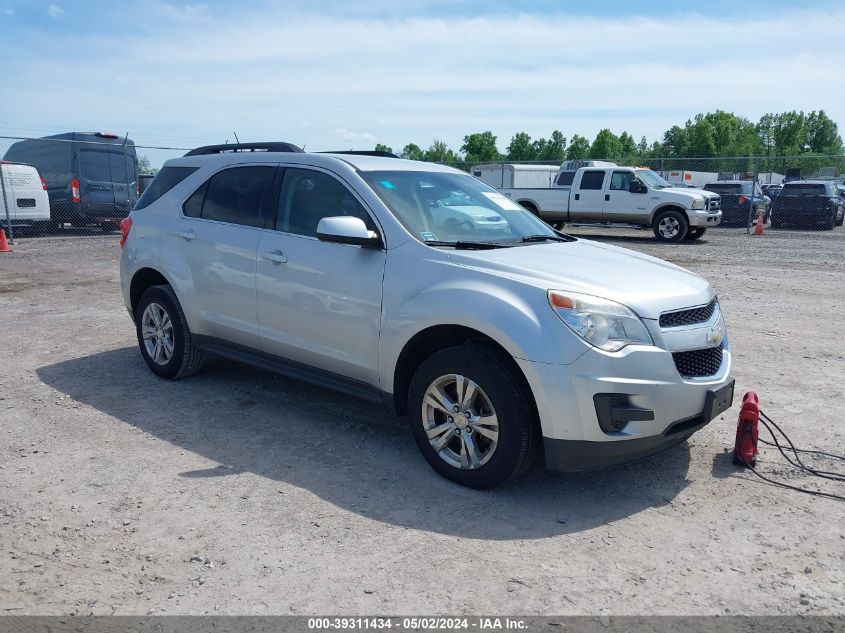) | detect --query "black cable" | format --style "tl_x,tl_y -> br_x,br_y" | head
732,411 -> 845,501
739,456 -> 845,502
758,412 -> 845,481
757,436 -> 845,462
